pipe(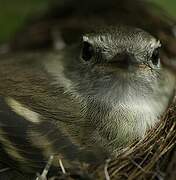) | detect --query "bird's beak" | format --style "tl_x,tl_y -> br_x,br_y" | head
109,53 -> 138,69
